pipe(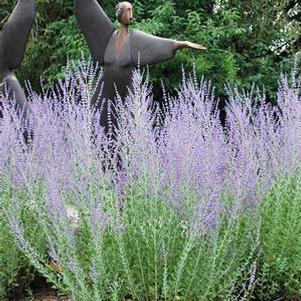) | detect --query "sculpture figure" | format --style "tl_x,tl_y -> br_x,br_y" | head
75,0 -> 206,134
0,0 -> 35,119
